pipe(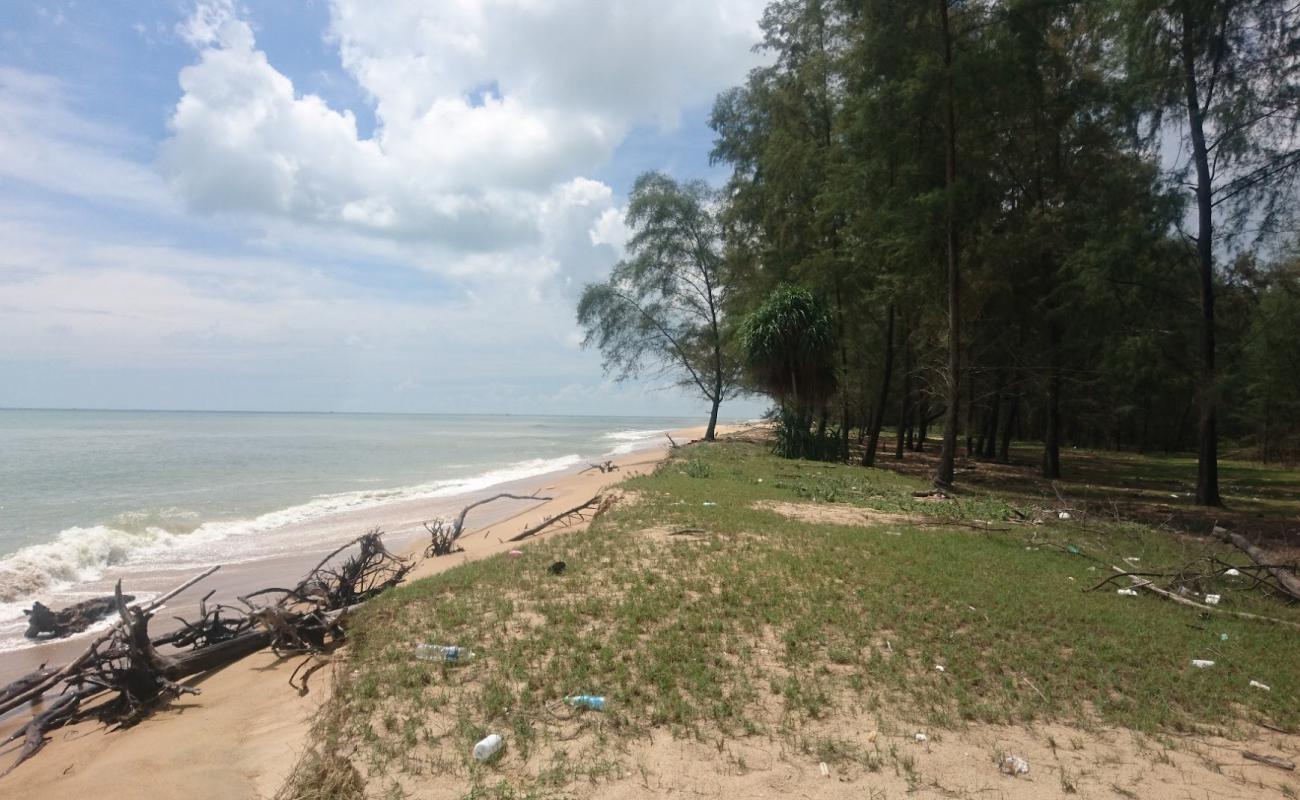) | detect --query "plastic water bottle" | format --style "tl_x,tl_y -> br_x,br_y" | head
473,733 -> 503,762
414,644 -> 473,663
565,694 -> 606,711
